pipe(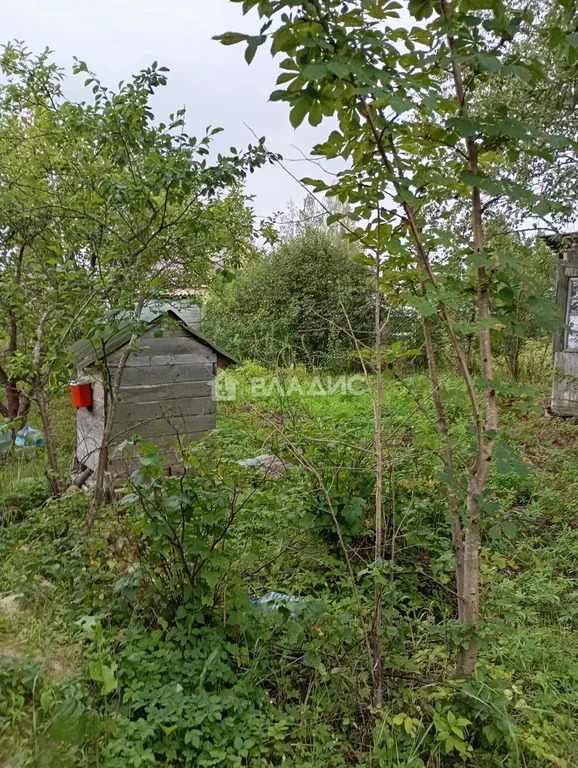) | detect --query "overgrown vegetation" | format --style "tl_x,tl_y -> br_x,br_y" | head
2,0 -> 578,764
204,216 -> 377,369
1,372 -> 578,766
